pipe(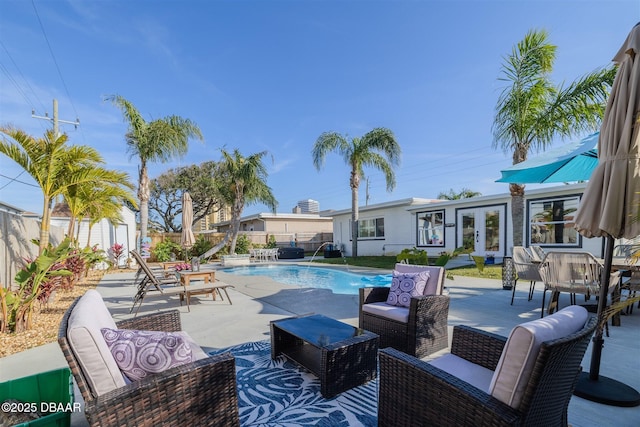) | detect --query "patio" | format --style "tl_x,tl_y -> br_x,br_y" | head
0,262 -> 638,426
